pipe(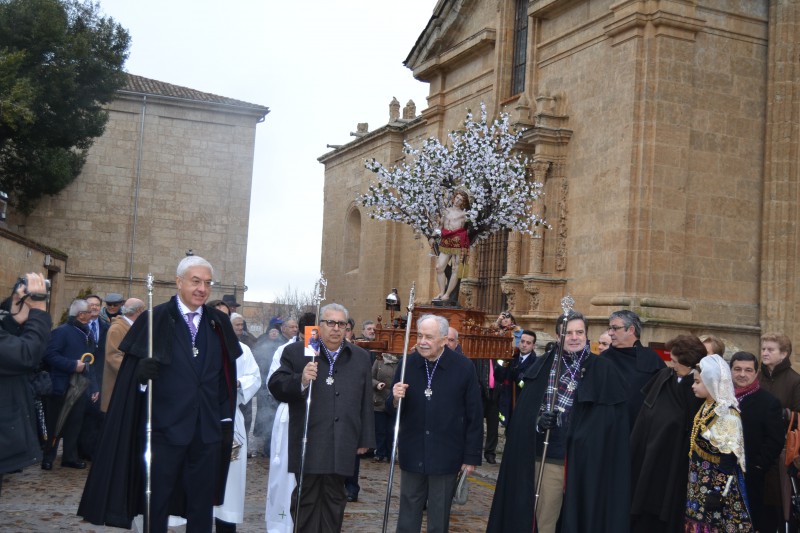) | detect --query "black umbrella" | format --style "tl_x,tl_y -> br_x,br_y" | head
51,353 -> 95,446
